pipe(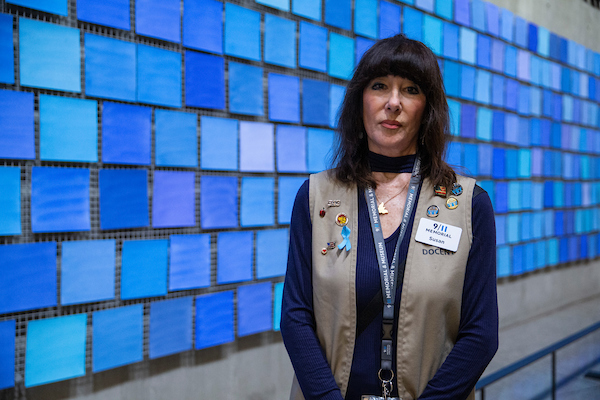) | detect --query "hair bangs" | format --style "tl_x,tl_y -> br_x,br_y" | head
358,40 -> 433,95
